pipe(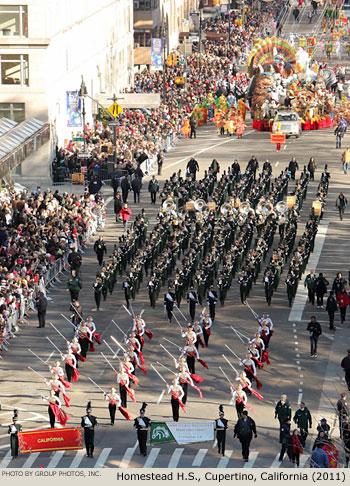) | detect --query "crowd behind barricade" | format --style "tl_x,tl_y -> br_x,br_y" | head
51,0 -> 286,184
0,185 -> 106,353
